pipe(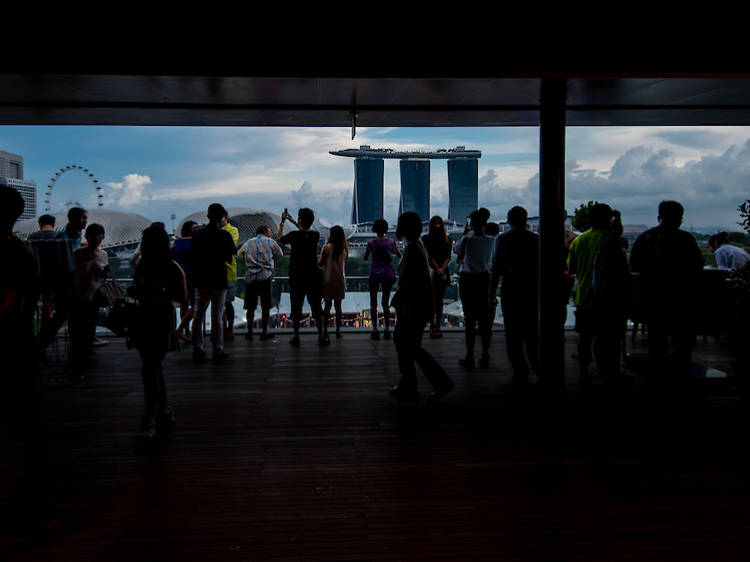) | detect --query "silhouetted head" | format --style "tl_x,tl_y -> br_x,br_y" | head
256,224 -> 271,237
84,223 -> 105,248
507,206 -> 528,228
658,200 -> 684,229
207,203 -> 228,224
180,220 -> 197,238
484,222 -> 501,237
589,203 -> 613,230
67,207 -> 88,233
297,208 -> 315,229
709,232 -> 728,251
328,225 -> 348,257
469,209 -> 487,233
396,212 -> 423,242
372,218 -> 389,236
140,223 -> 171,263
38,214 -> 56,228
0,183 -> 25,233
